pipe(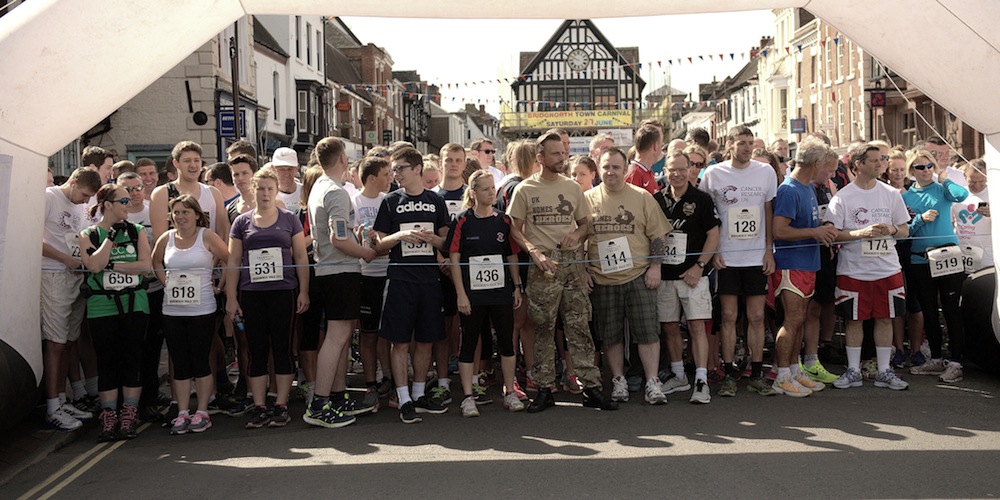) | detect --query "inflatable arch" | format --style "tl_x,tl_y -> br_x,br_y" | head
1,0 -> 998,431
